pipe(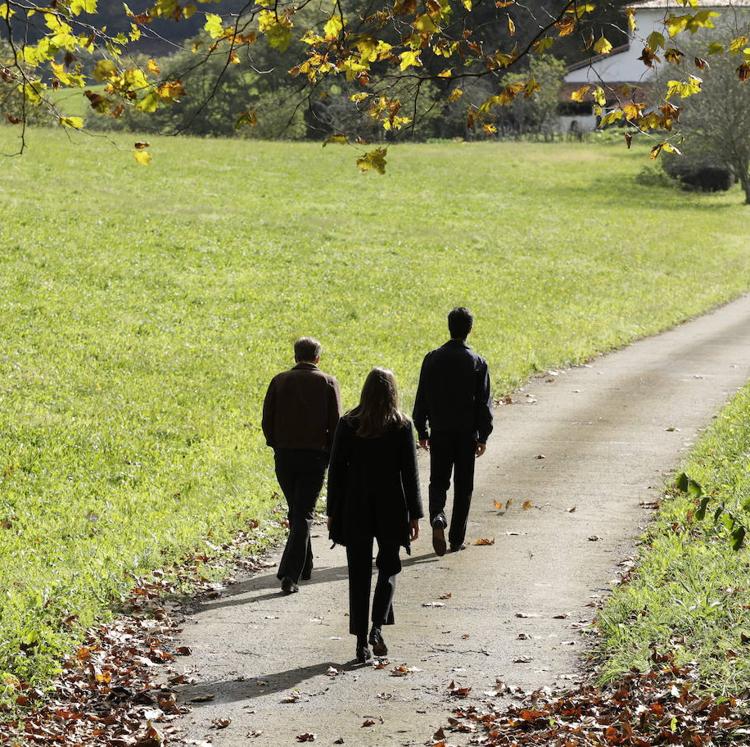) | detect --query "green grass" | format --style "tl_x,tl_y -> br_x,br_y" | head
1,126 -> 750,696
598,386 -> 750,694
